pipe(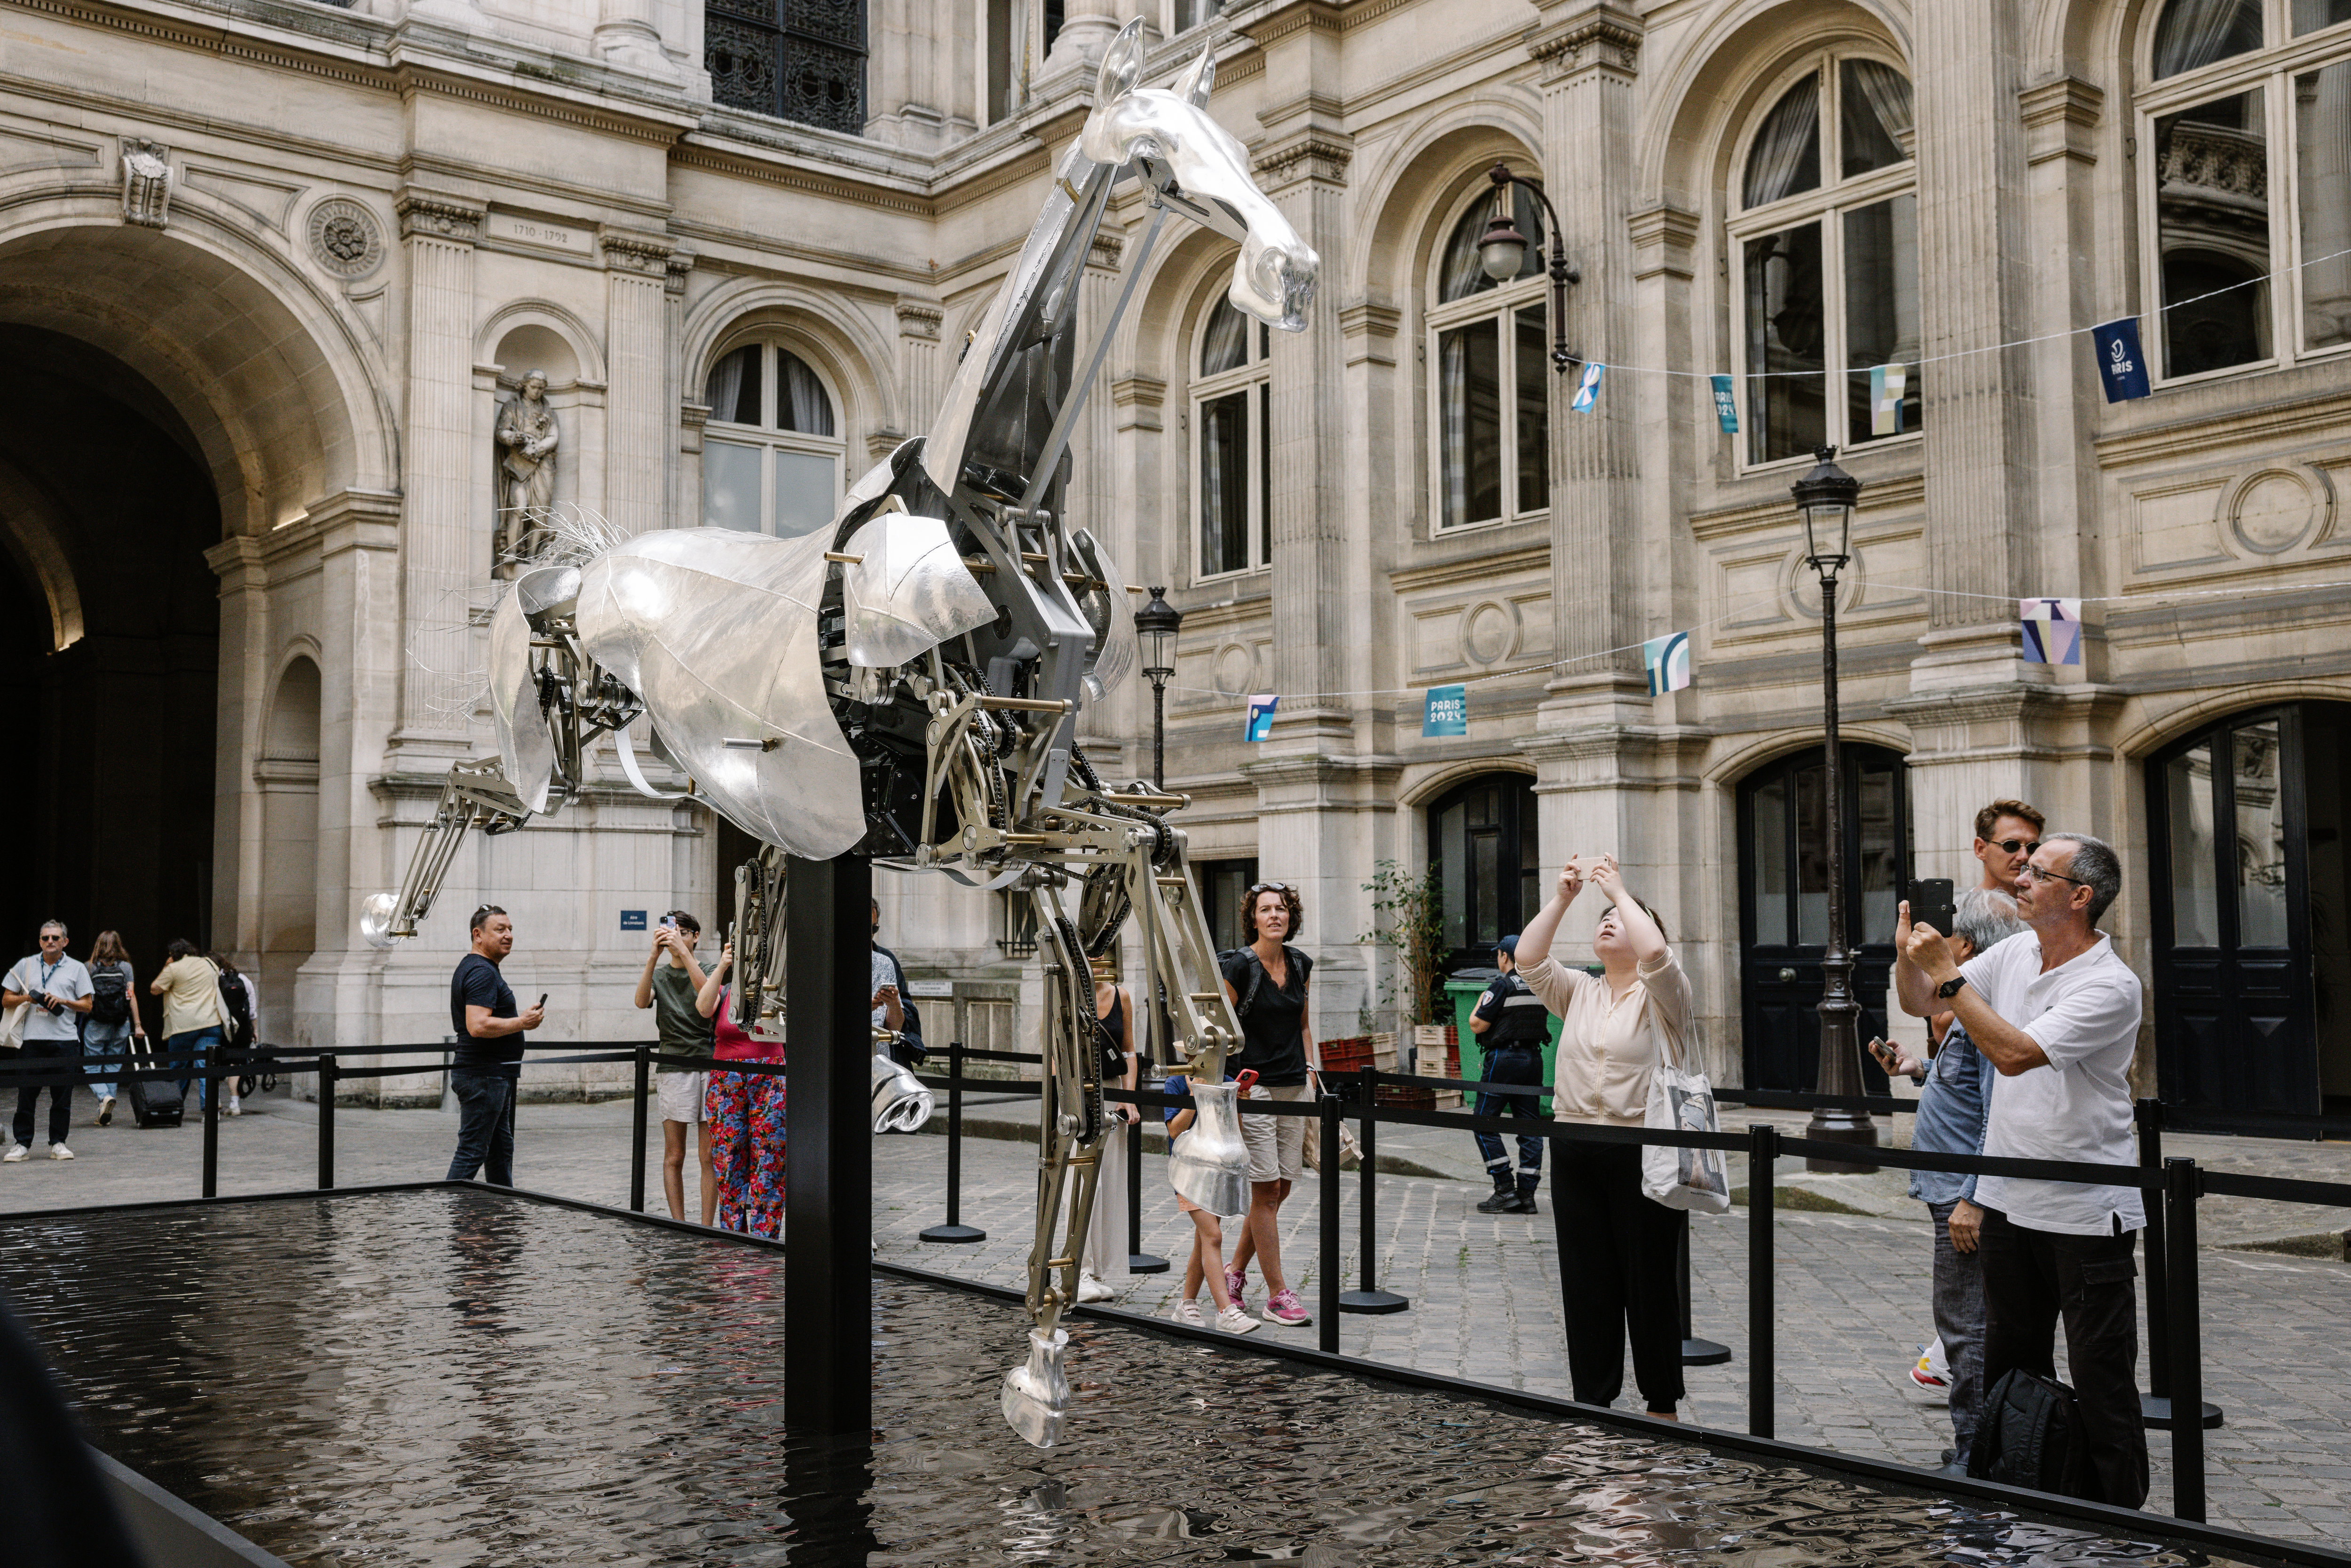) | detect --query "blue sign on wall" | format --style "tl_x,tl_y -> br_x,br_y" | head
620,909 -> 648,931
1422,684 -> 1467,737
